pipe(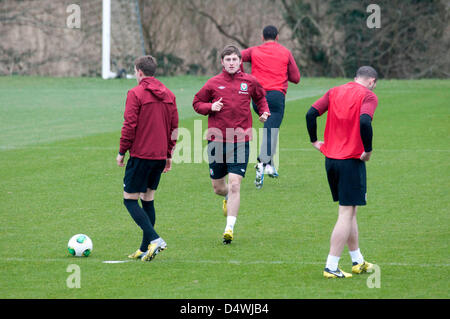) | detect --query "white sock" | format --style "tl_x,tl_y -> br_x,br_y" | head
349,248 -> 364,264
225,216 -> 236,231
325,255 -> 340,271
